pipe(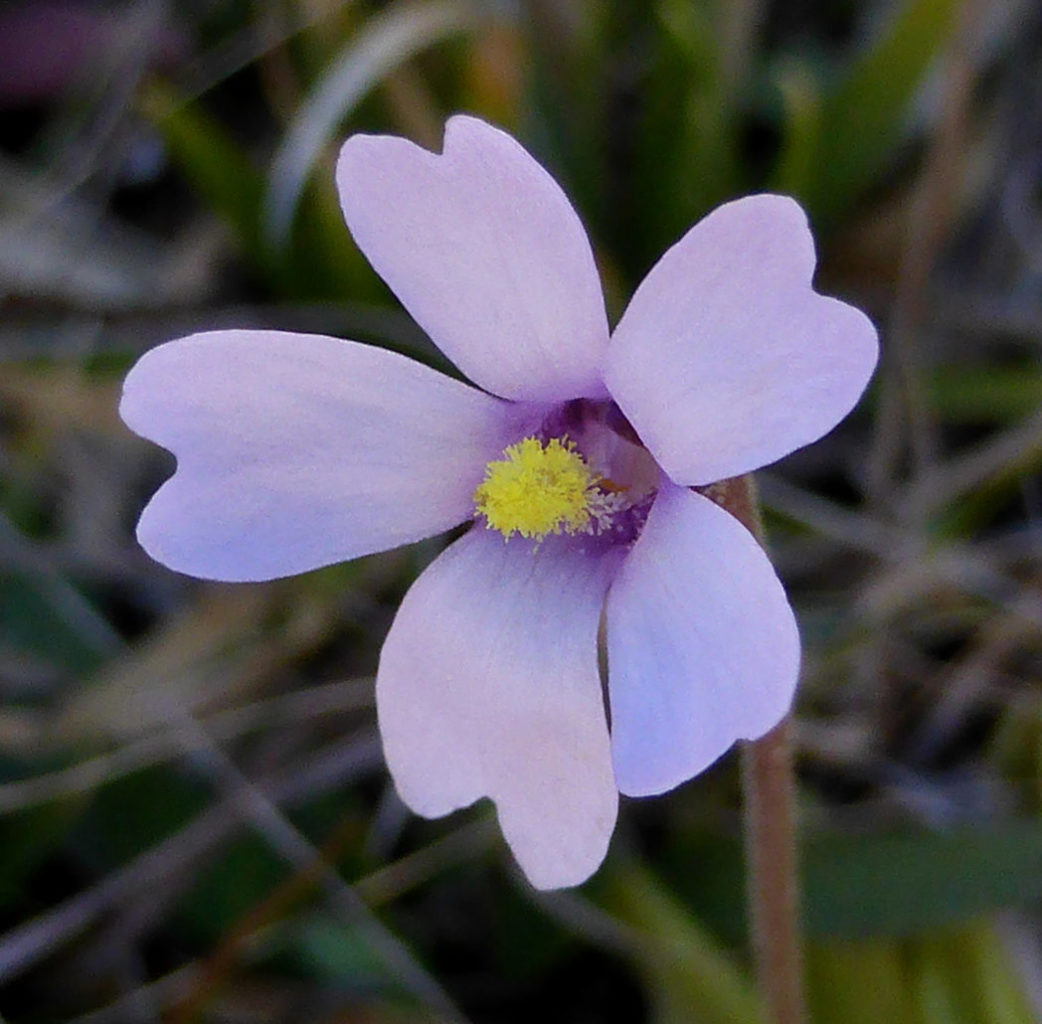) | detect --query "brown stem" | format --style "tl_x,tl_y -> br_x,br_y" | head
741,717 -> 803,1024
702,474 -> 805,1024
